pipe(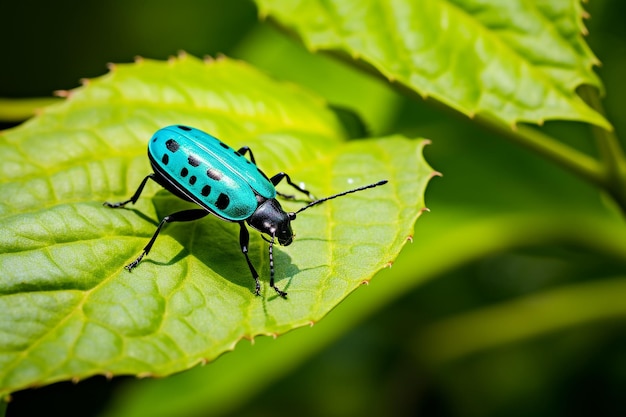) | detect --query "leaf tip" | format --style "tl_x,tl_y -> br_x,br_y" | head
71,376 -> 80,384
137,372 -> 154,379
417,207 -> 432,221
361,279 -> 371,285
406,235 -> 413,243
79,78 -> 91,87
384,261 -> 393,269
107,62 -> 118,71
216,53 -> 228,61
308,320 -> 316,327
104,372 -> 113,380
203,55 -> 215,64
177,50 -> 189,60
53,89 -> 72,98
